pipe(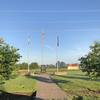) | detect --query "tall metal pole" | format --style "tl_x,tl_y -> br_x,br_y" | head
56,35 -> 59,72
41,33 -> 45,71
27,35 -> 31,73
56,45 -> 58,72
